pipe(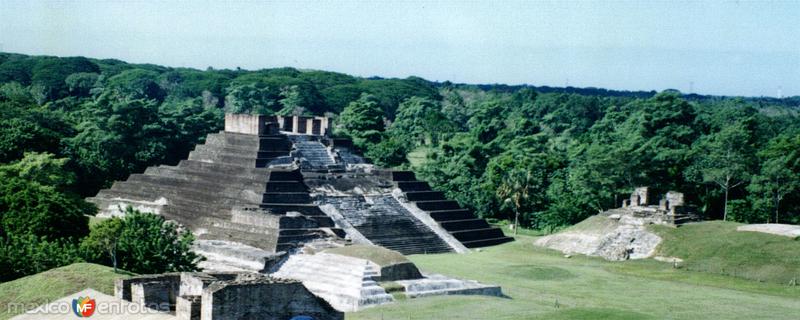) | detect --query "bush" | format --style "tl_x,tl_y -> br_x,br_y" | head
0,176 -> 93,240
0,233 -> 81,281
81,208 -> 202,274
